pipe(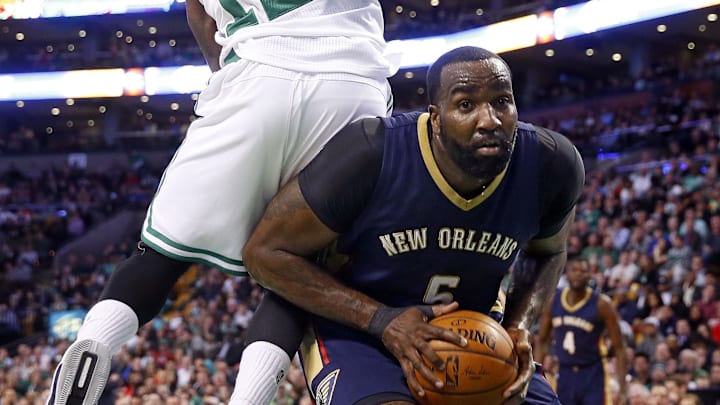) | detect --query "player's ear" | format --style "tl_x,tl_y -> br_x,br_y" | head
429,104 -> 440,134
